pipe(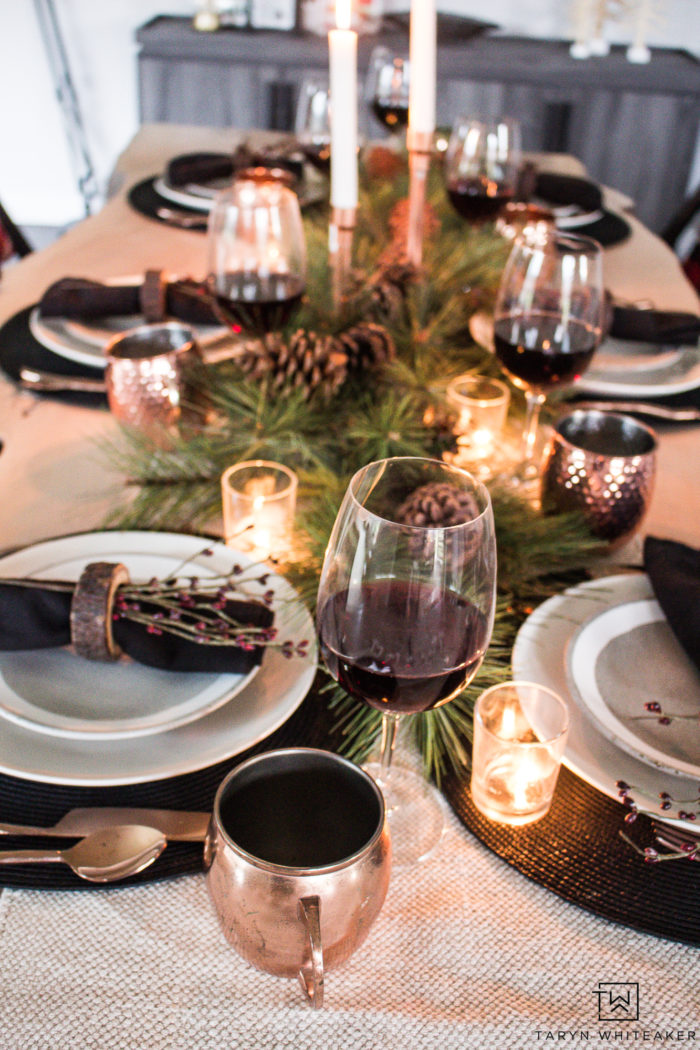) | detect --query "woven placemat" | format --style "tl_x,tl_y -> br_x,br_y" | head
0,306 -> 106,404
0,677 -> 339,891
443,762 -> 700,947
127,179 -> 208,231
